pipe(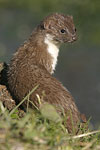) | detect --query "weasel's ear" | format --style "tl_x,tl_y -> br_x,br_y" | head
43,21 -> 50,30
41,19 -> 51,30
40,23 -> 45,30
